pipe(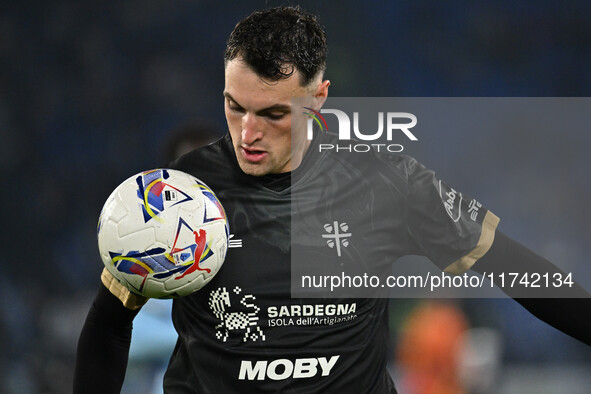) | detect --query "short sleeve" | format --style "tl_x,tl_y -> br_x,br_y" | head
405,158 -> 499,274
